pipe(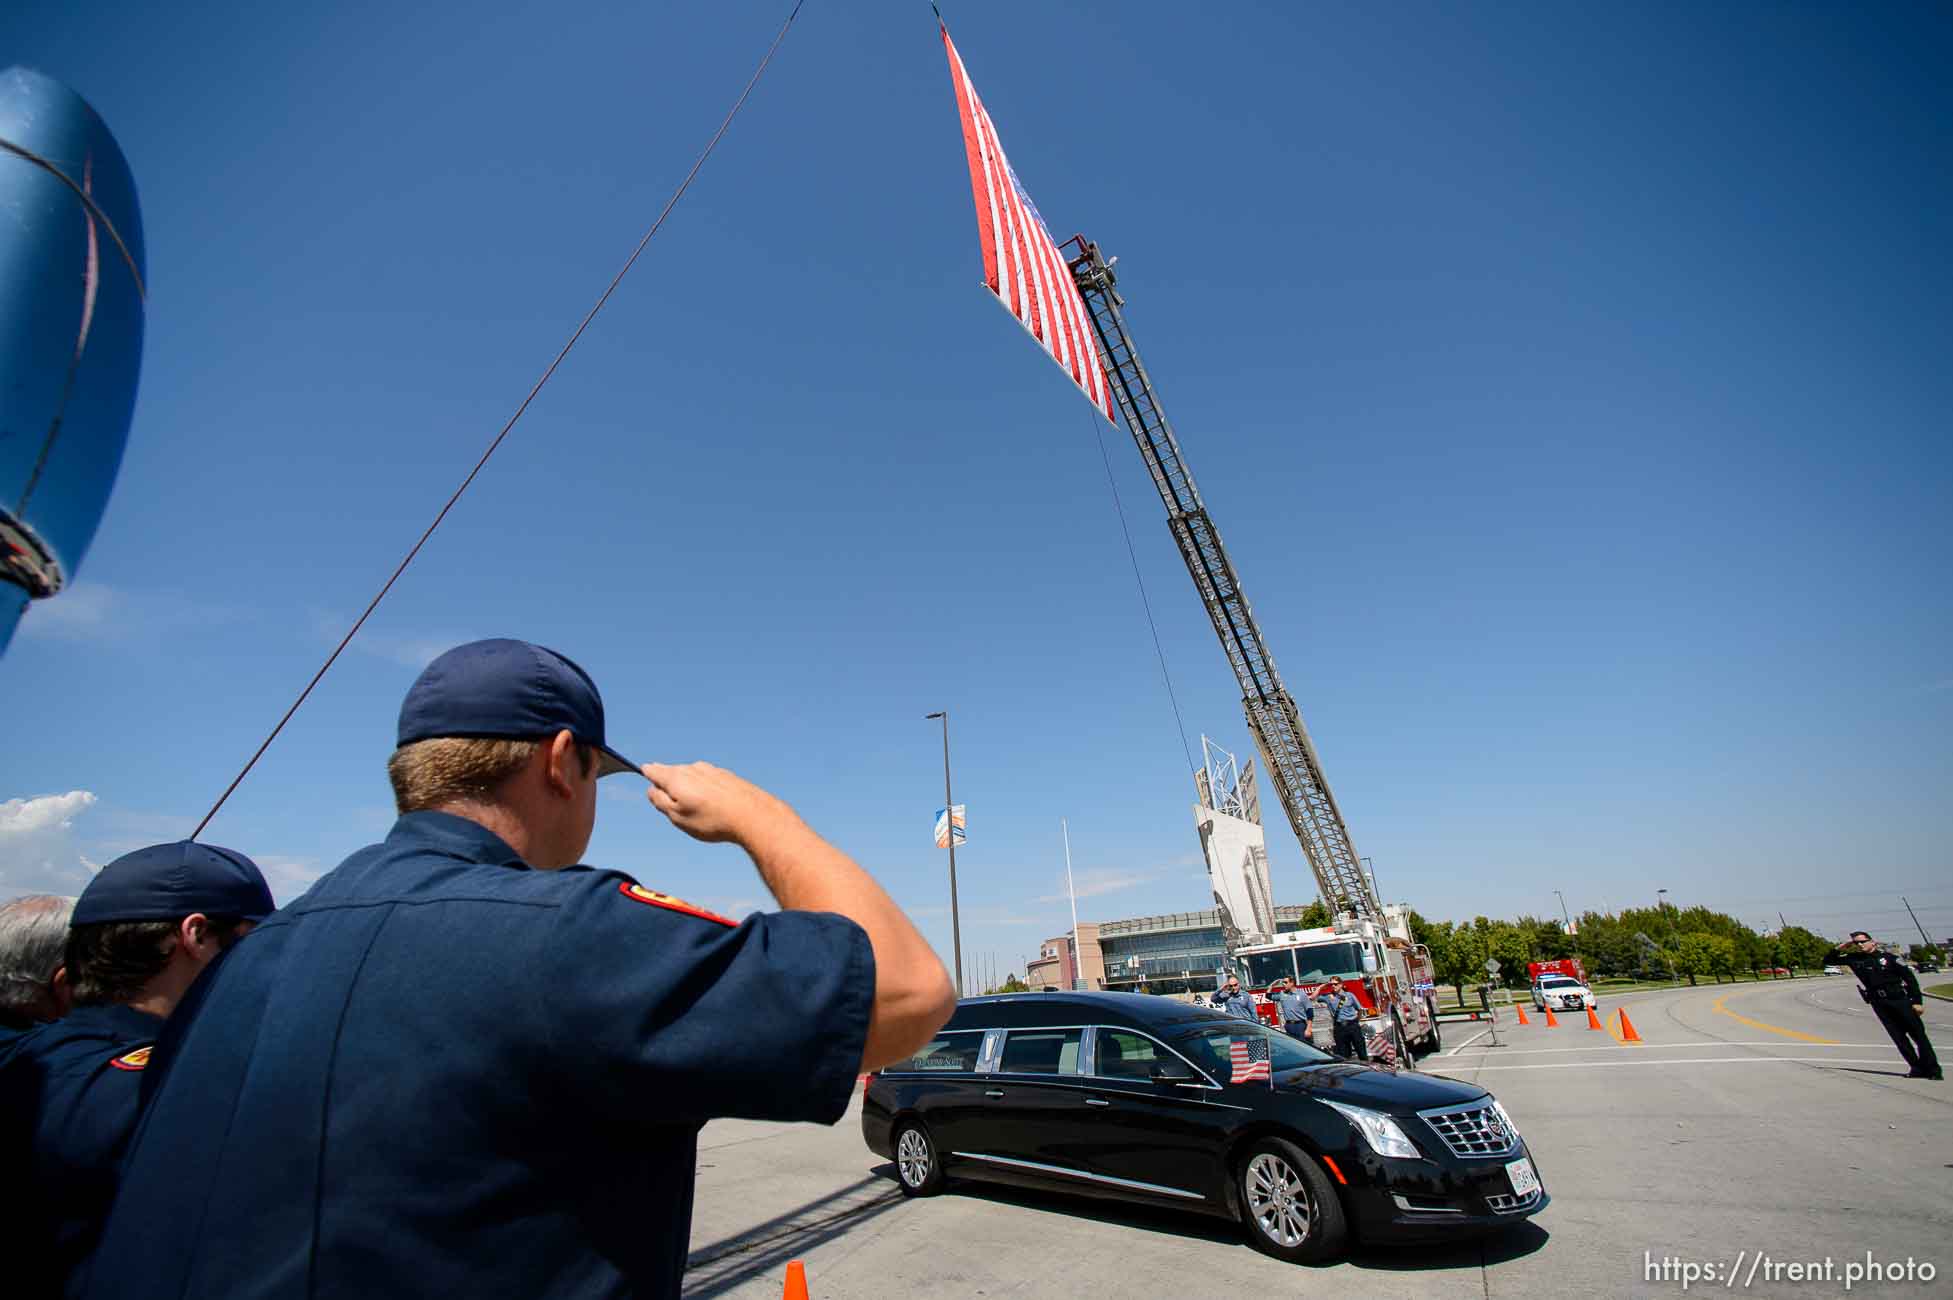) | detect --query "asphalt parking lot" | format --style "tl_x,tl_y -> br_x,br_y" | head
684,980 -> 1951,1299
